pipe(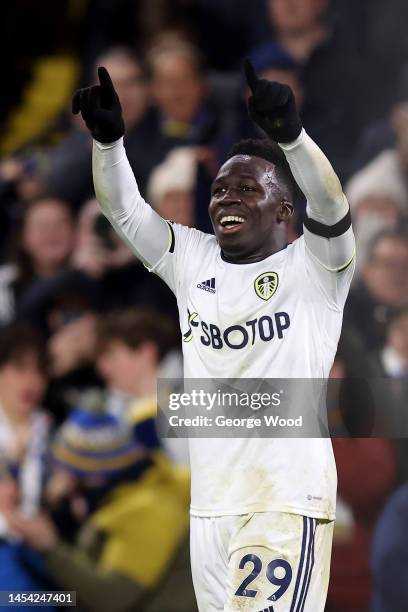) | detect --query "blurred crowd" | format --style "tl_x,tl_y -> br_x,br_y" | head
0,1 -> 408,611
